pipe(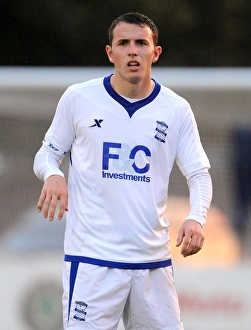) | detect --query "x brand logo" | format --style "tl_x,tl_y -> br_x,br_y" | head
89,119 -> 103,128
